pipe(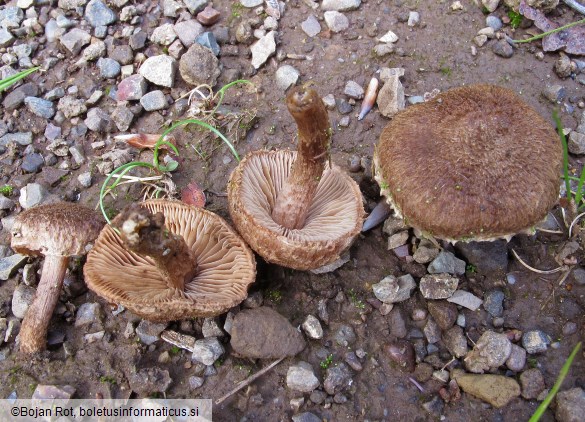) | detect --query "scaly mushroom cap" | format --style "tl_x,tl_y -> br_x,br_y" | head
228,150 -> 364,270
84,200 -> 256,321
374,84 -> 562,242
11,202 -> 104,257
